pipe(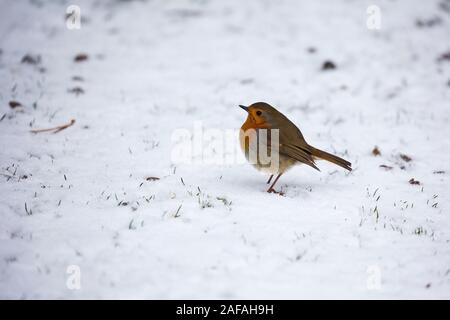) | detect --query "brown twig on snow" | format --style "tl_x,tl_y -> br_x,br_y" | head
30,119 -> 76,134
